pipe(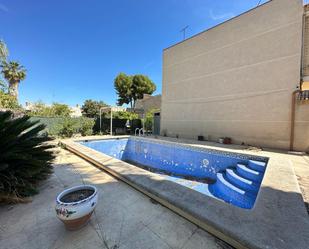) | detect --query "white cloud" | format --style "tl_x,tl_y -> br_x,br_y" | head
0,3 -> 8,13
209,9 -> 235,21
